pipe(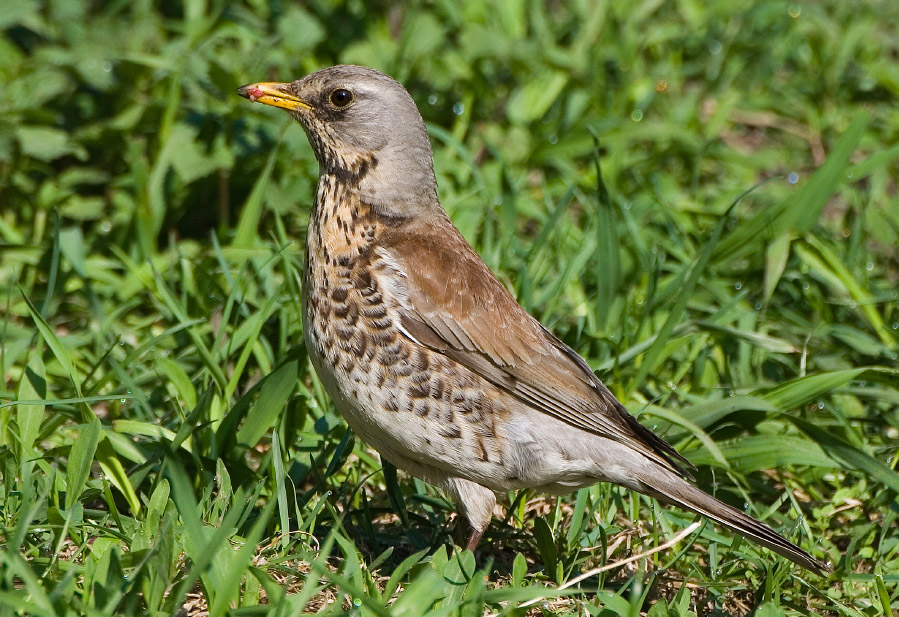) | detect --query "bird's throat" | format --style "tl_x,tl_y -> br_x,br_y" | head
306,173 -> 409,271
